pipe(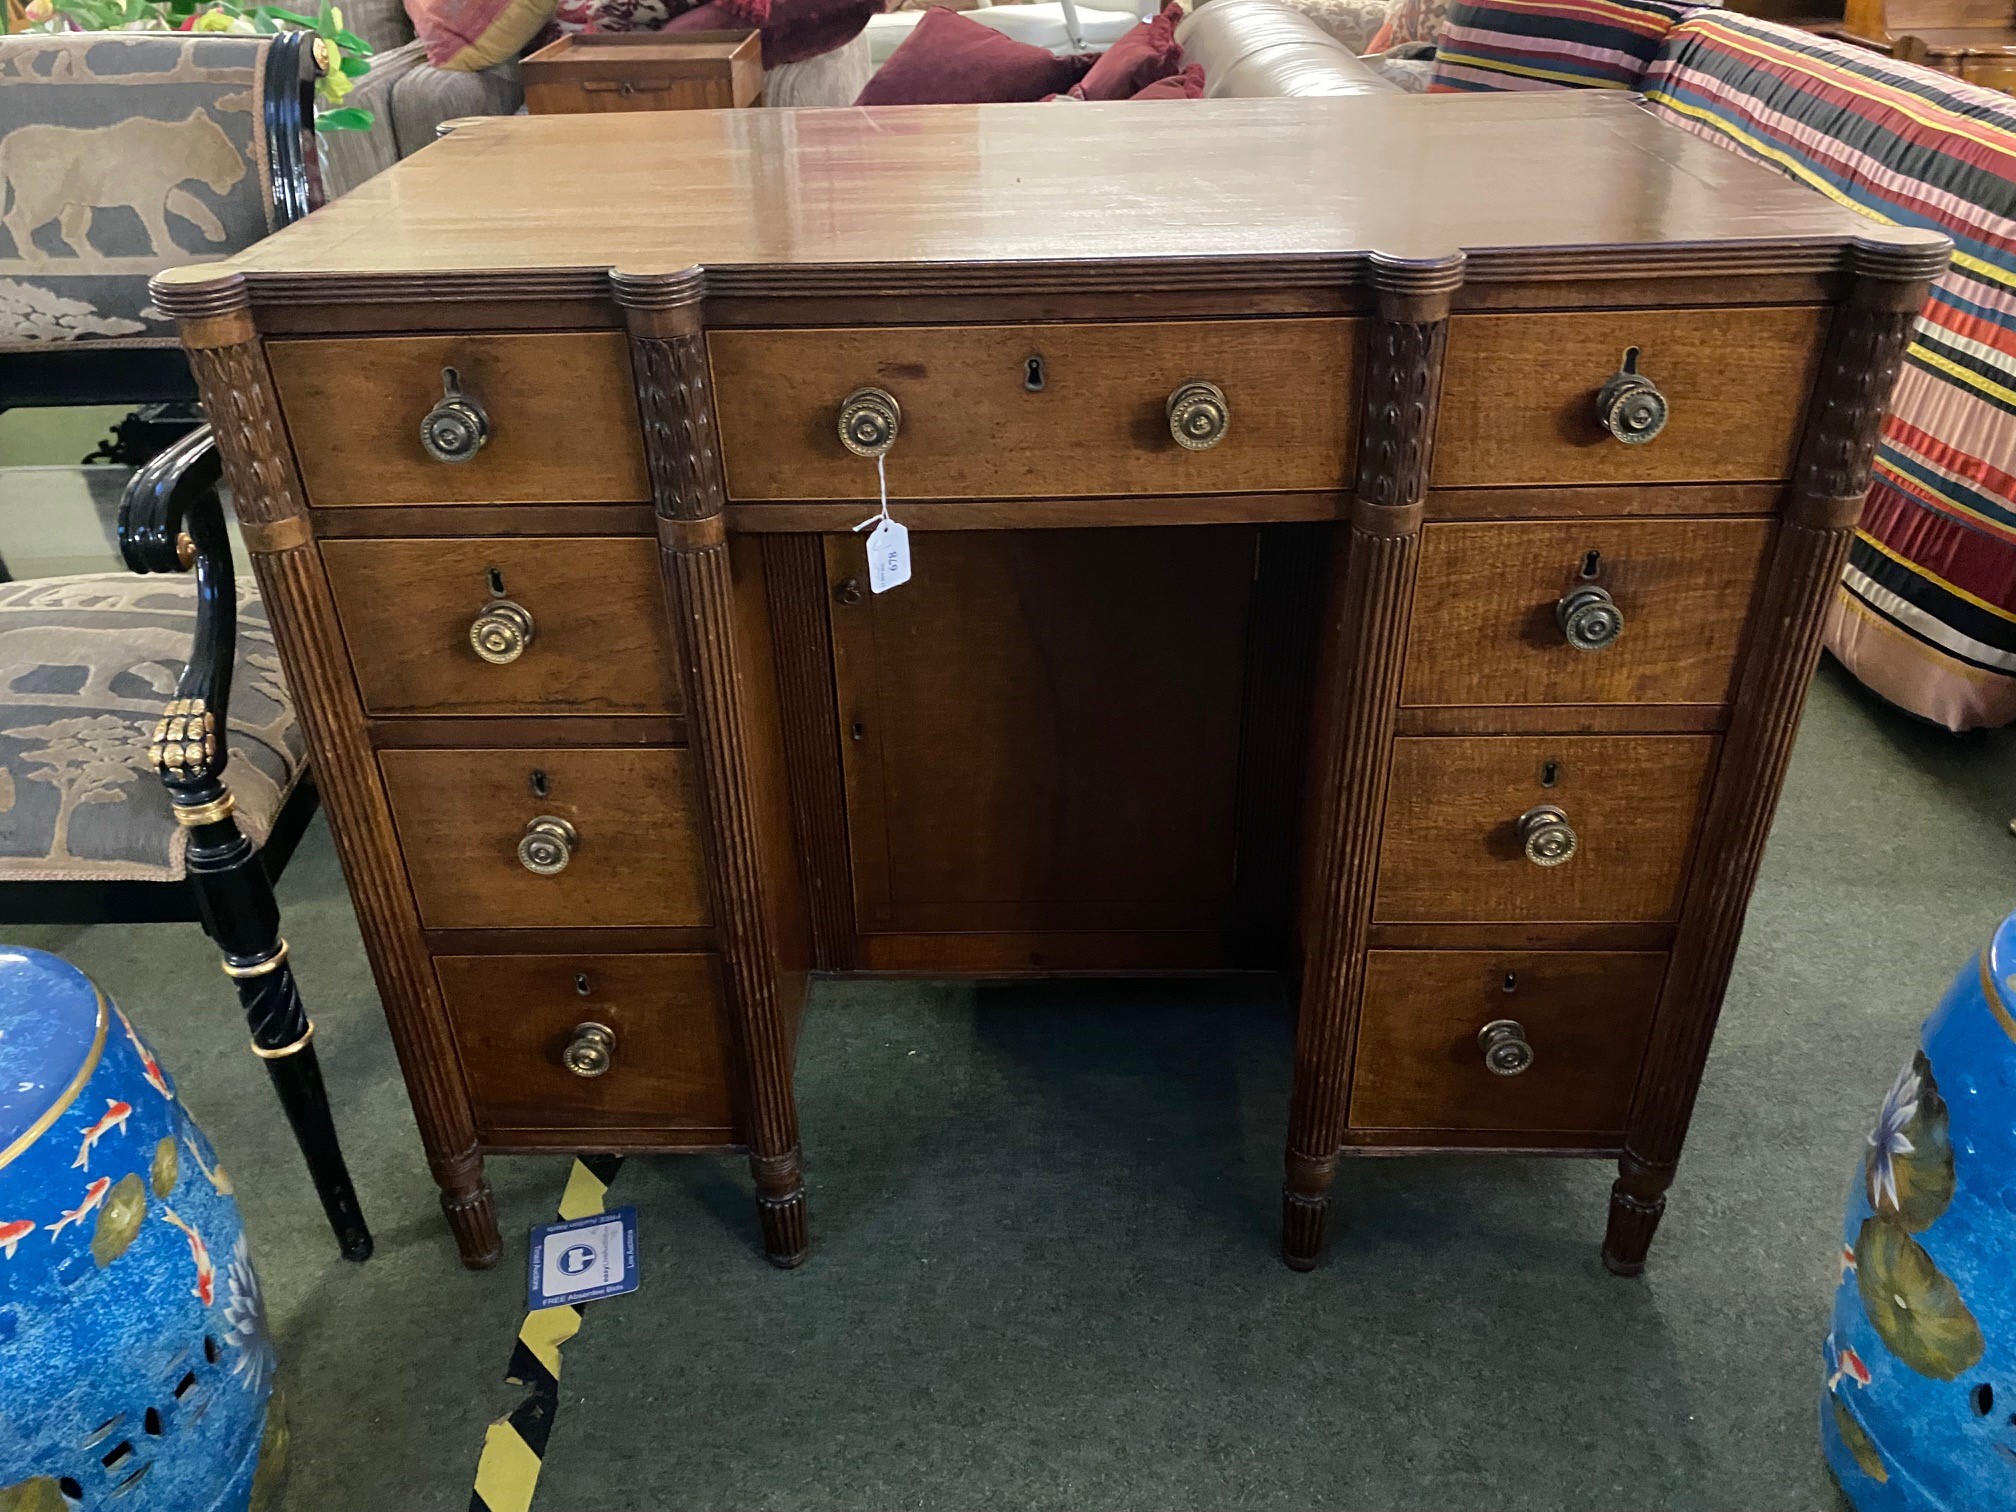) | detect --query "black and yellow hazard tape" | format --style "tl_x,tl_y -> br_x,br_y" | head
470,1152 -> 625,1512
